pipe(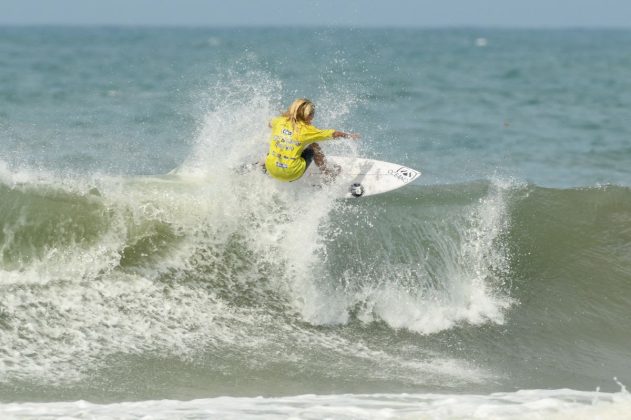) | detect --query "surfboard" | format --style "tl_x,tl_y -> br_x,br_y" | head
137,156 -> 419,199
300,155 -> 421,198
